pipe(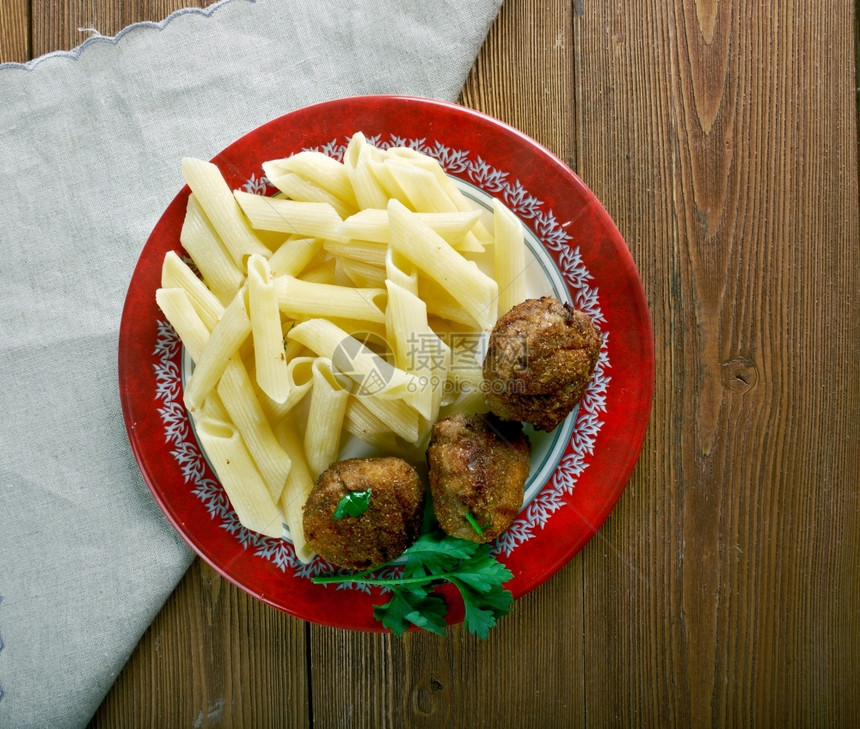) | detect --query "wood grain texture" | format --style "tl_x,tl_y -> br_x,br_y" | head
459,0 -> 577,169
573,1 -> 860,727
2,0 -> 858,727
0,0 -> 29,63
